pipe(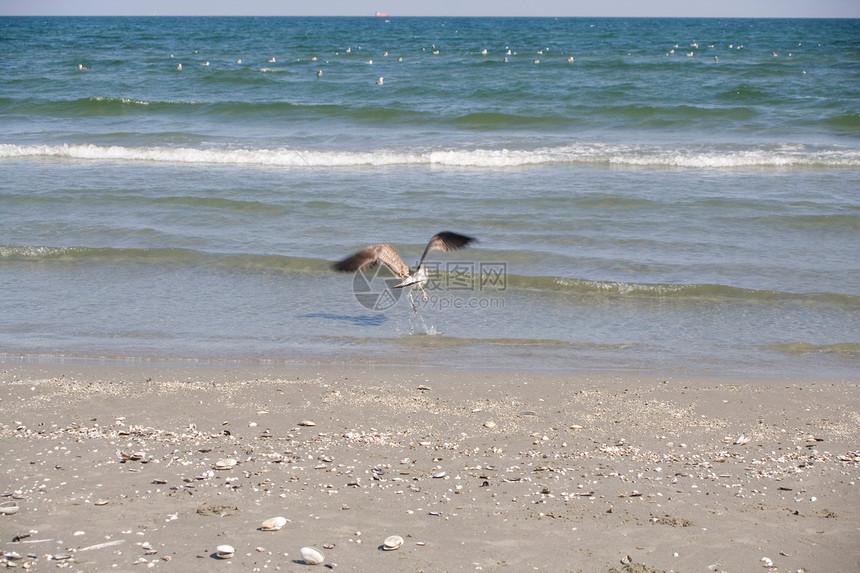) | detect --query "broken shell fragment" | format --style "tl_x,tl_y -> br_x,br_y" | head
0,502 -> 19,515
215,544 -> 235,559
259,516 -> 287,531
300,547 -> 325,565
298,420 -> 316,427
382,535 -> 404,551
214,458 -> 237,470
